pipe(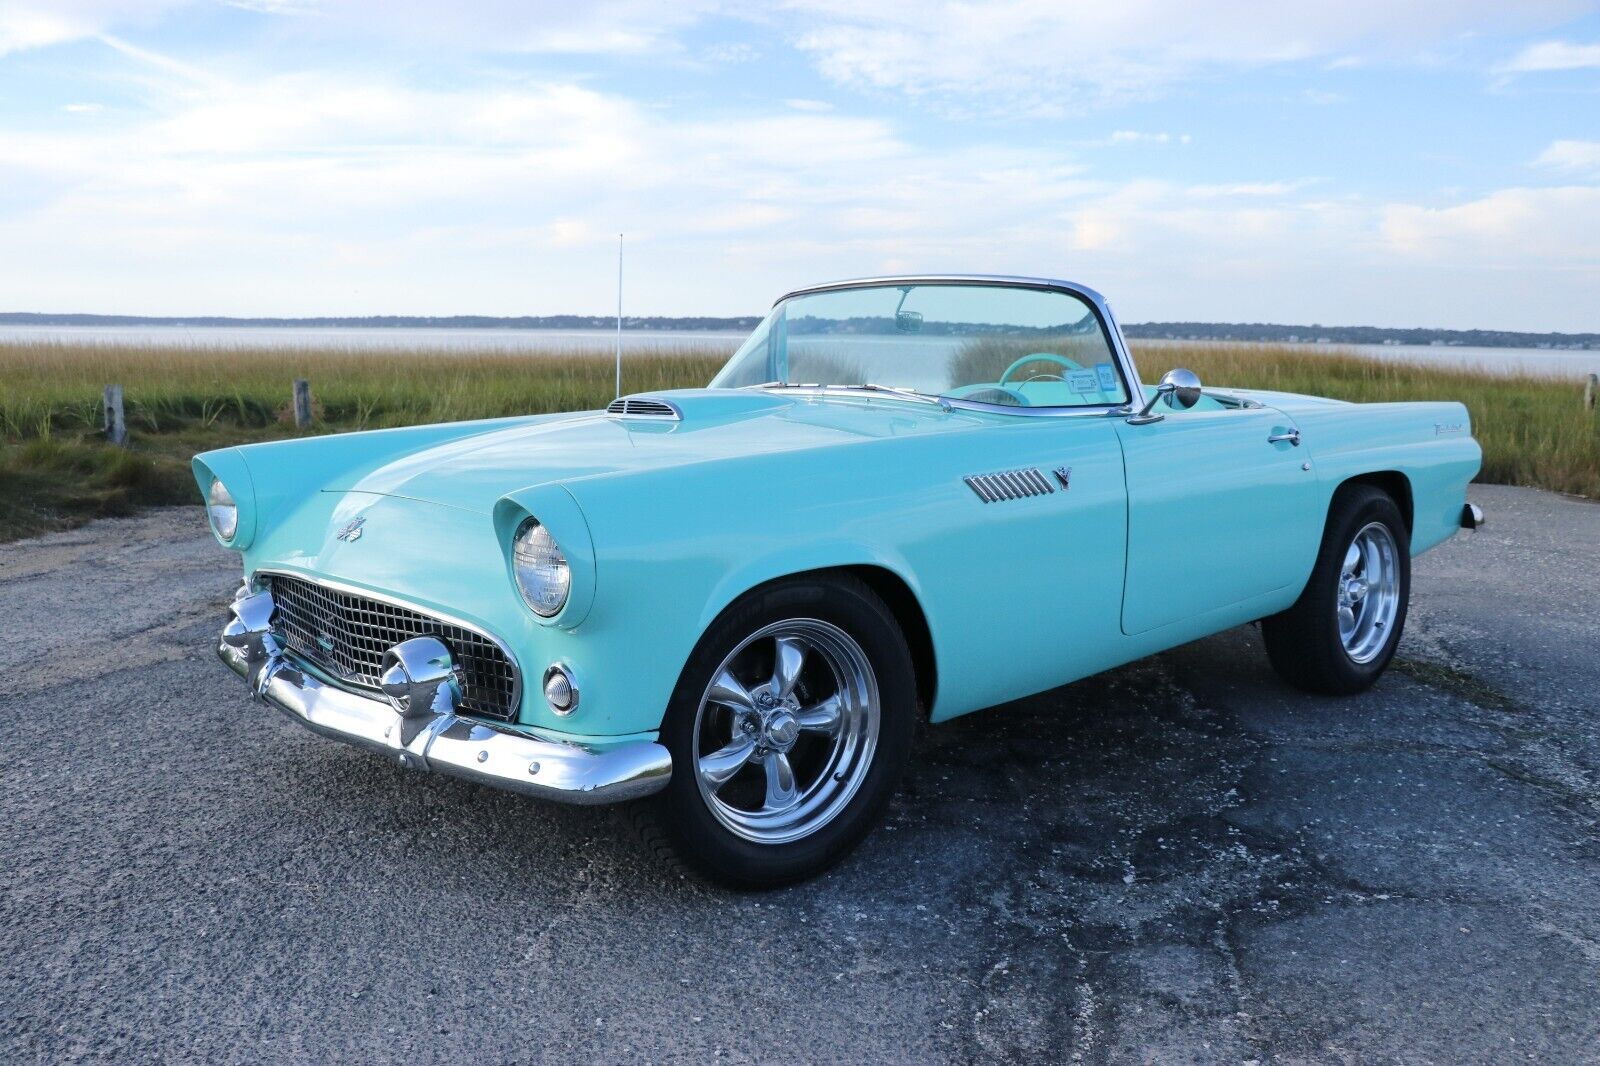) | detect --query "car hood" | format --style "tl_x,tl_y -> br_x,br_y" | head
324,389 -> 986,513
